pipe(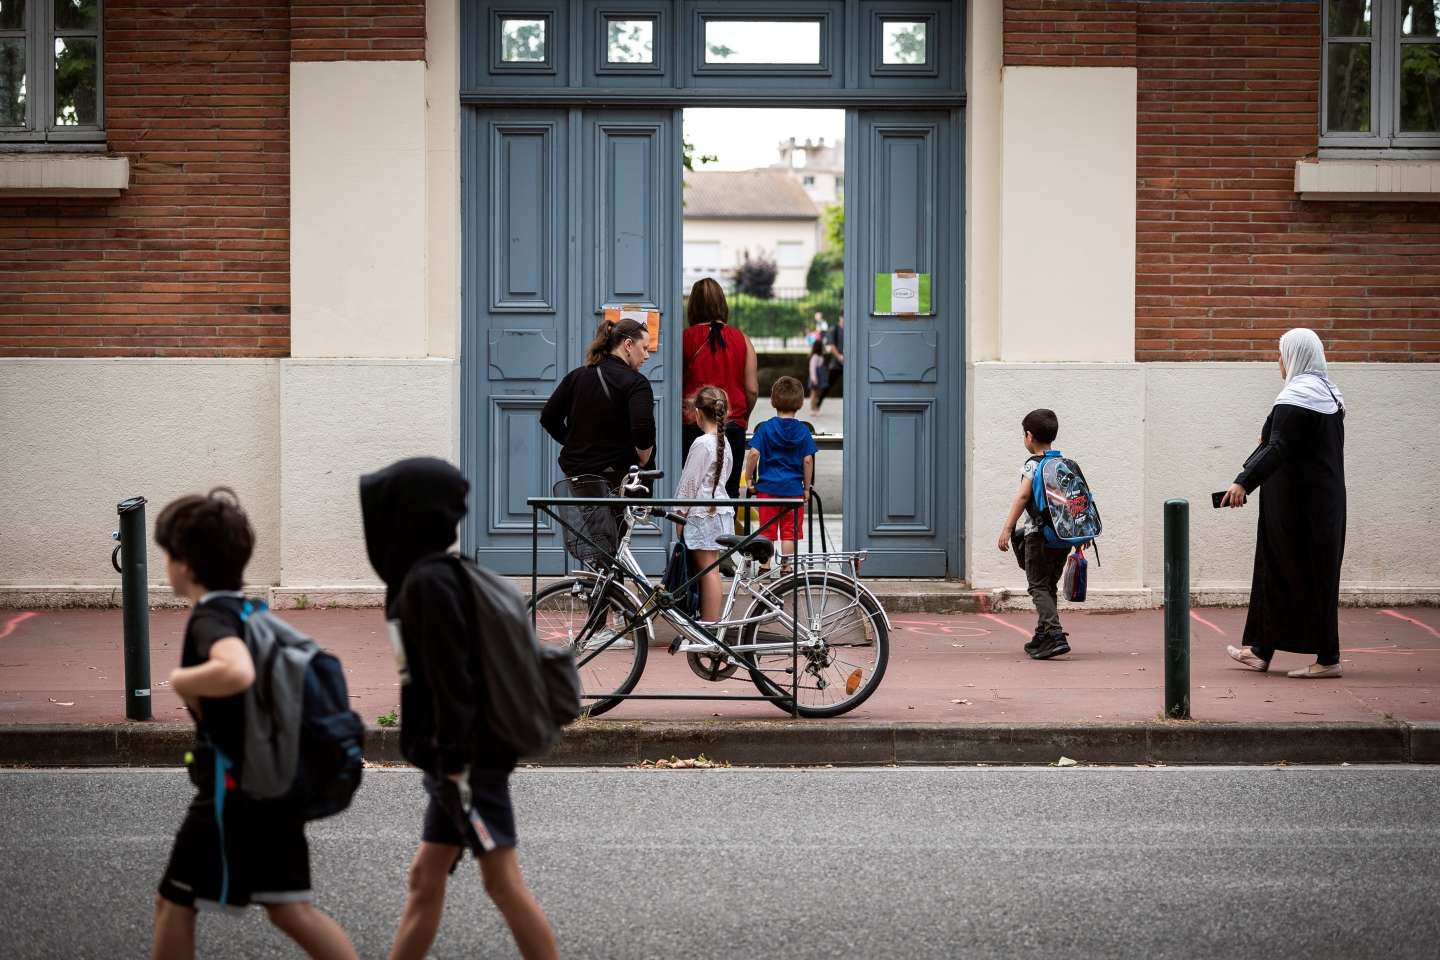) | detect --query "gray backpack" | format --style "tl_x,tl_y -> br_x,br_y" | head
239,601 -> 365,819
453,557 -> 582,756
